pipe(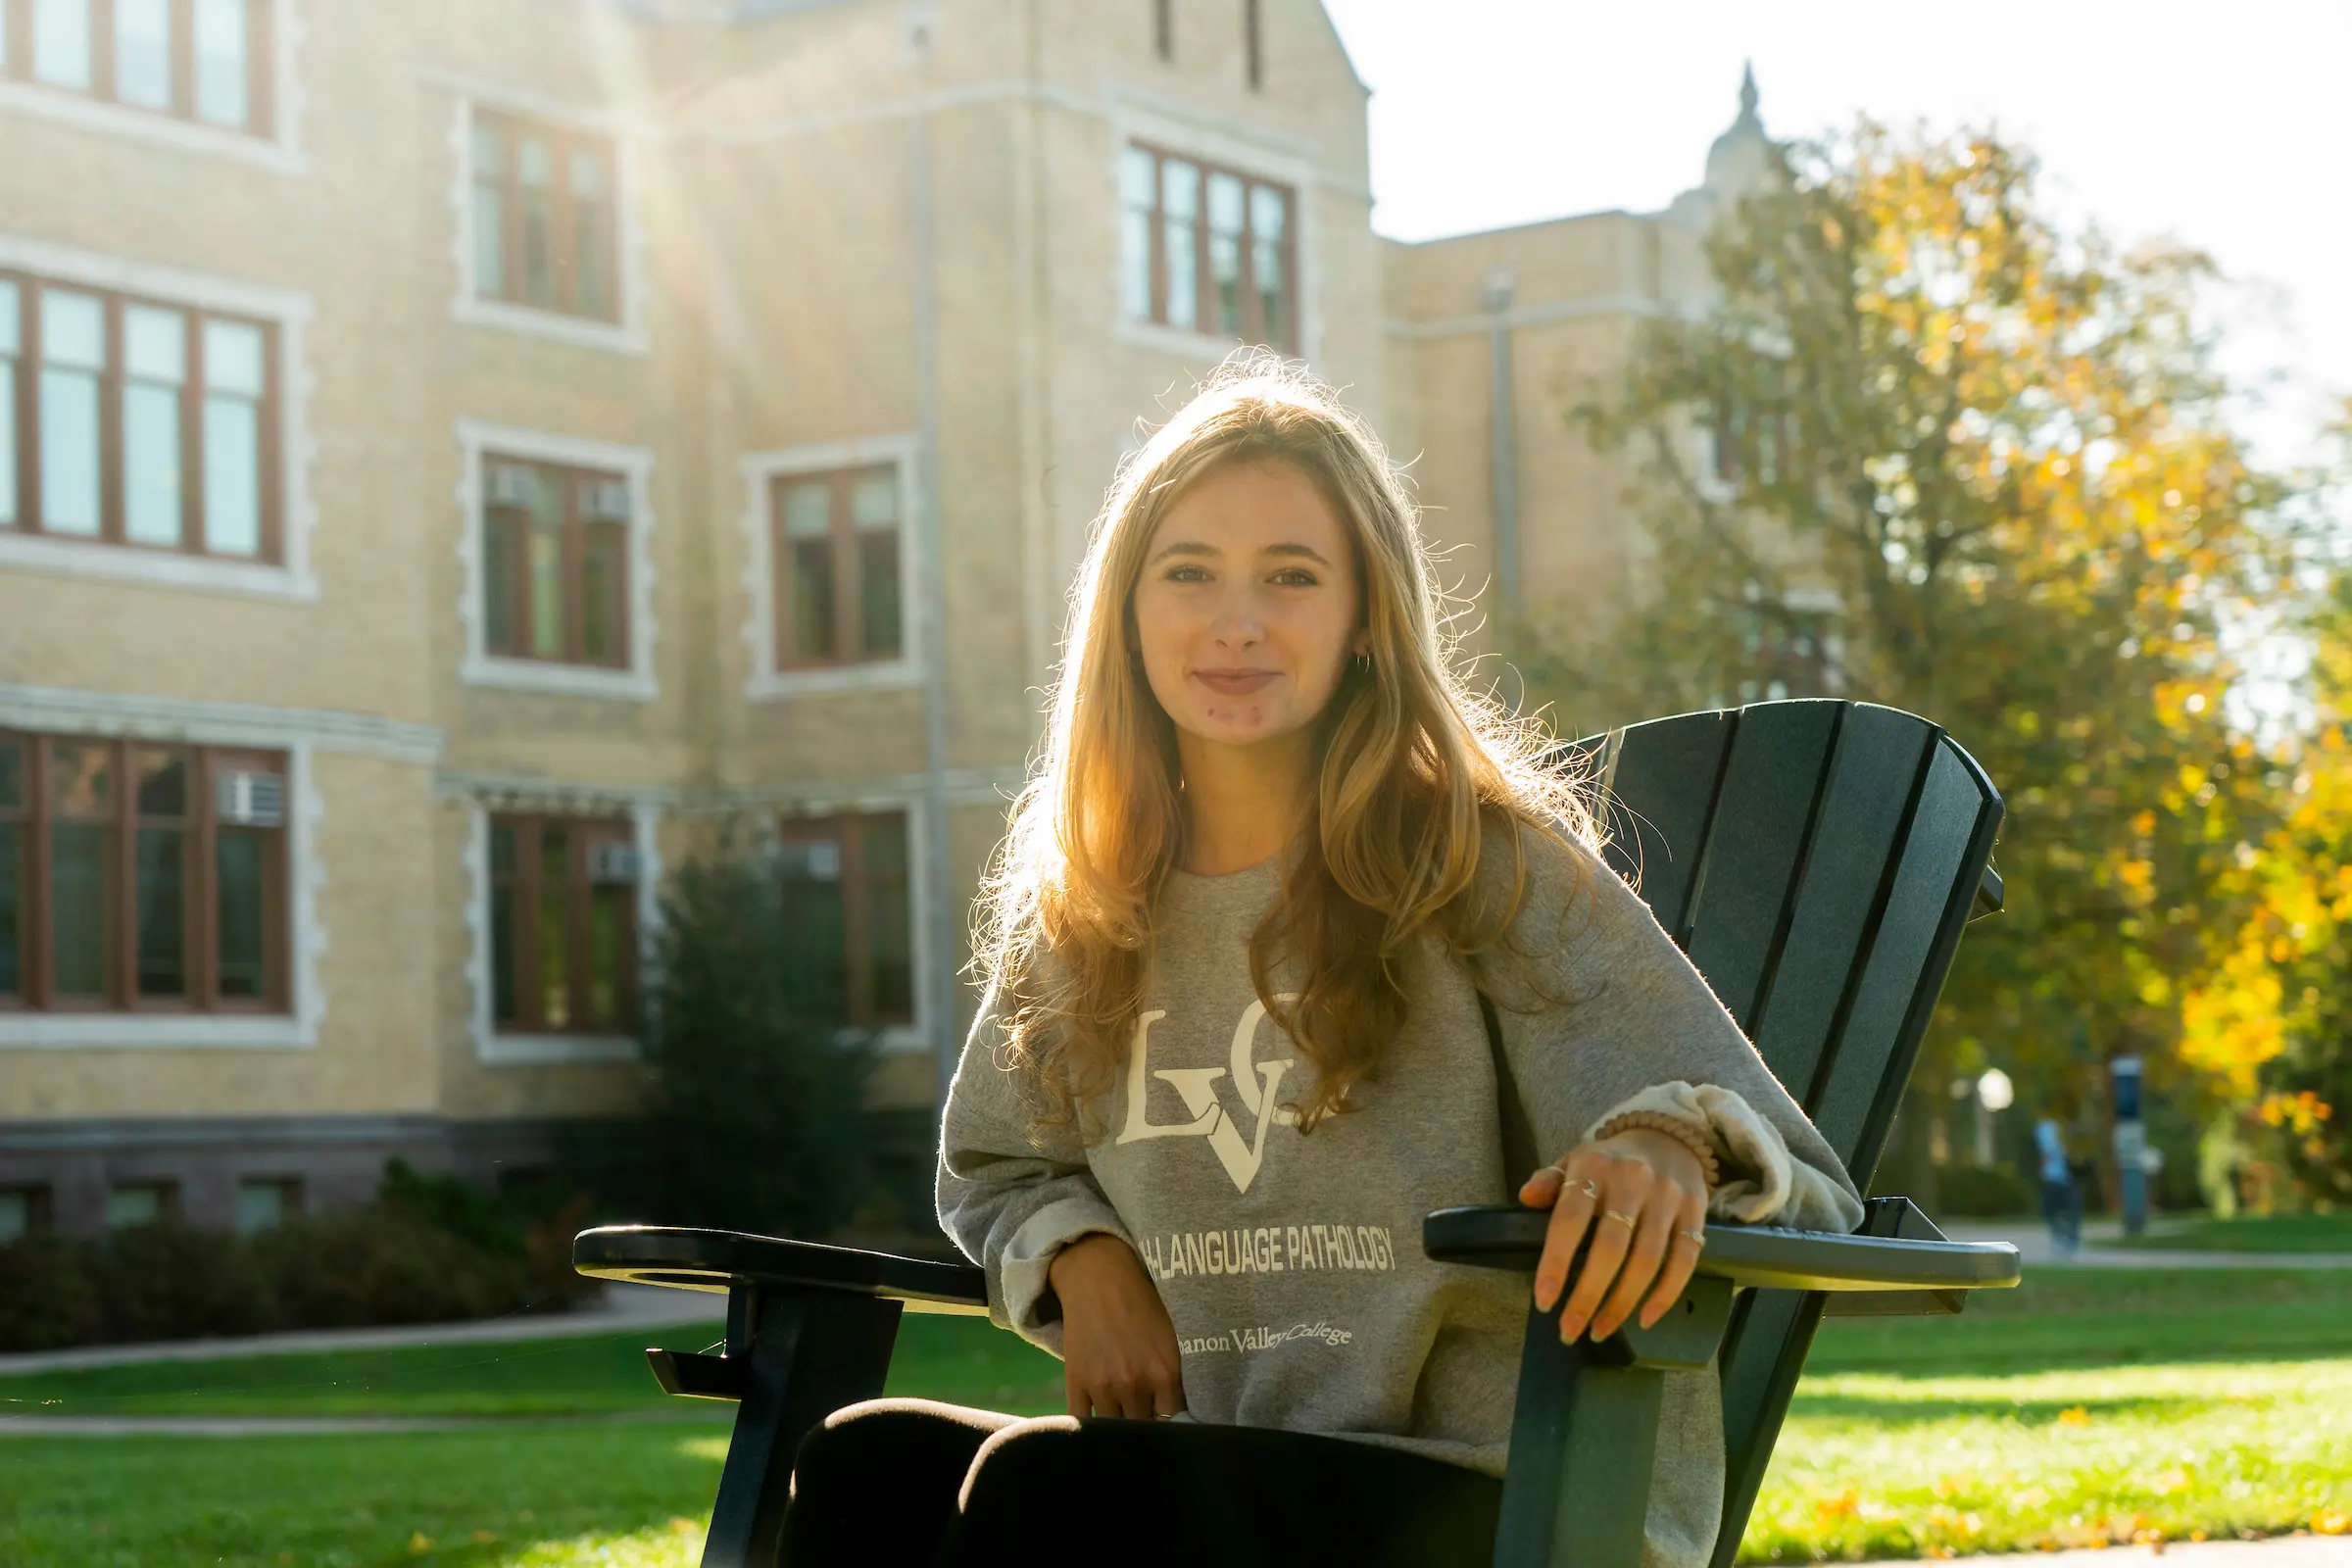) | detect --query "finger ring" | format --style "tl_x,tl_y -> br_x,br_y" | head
1677,1227 -> 1707,1249
1576,1178 -> 1601,1200
1603,1209 -> 1638,1228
